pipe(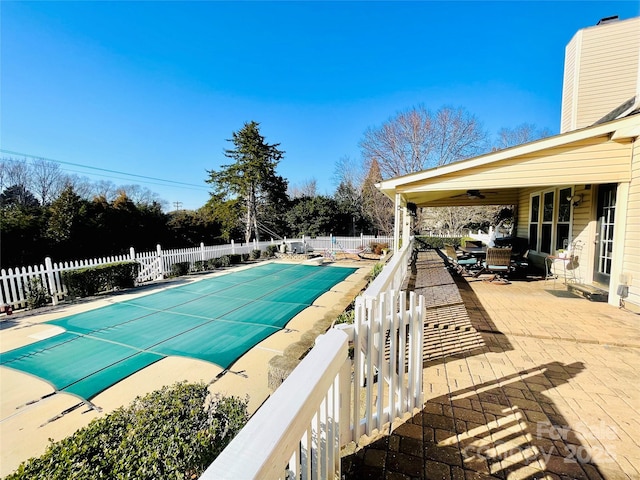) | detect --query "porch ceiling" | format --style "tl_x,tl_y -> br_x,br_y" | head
400,188 -> 520,207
